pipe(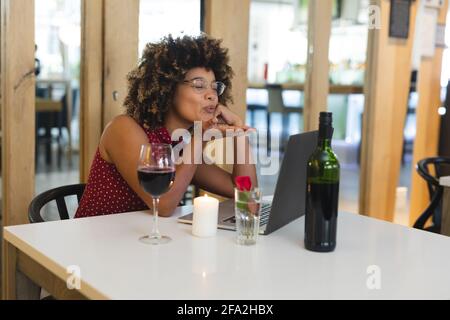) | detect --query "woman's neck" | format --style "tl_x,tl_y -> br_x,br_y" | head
164,108 -> 192,136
